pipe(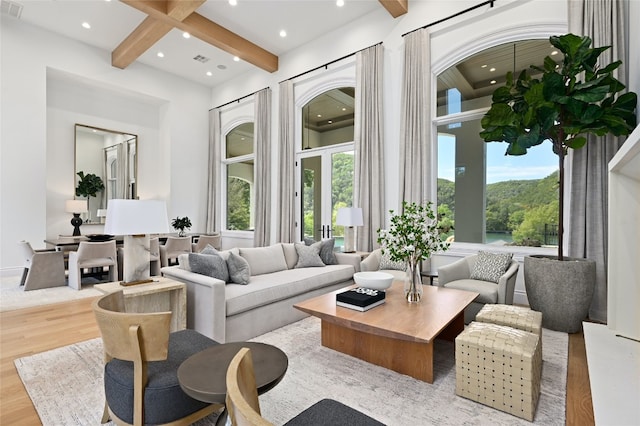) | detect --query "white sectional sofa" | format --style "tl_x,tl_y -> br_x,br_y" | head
161,242 -> 361,343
